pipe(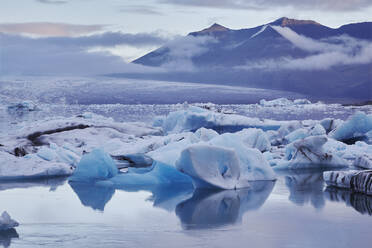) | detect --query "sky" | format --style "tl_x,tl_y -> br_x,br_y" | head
0,0 -> 371,75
